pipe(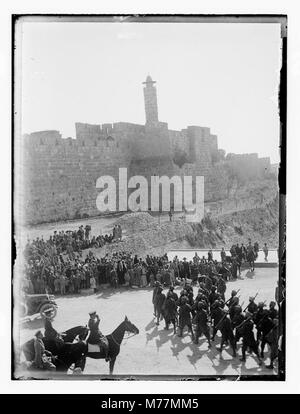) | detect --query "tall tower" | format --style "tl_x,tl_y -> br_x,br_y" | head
143,75 -> 159,125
